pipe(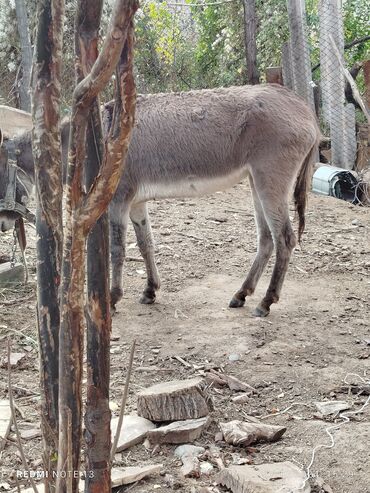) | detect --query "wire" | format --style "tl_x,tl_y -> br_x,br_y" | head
165,0 -> 236,7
